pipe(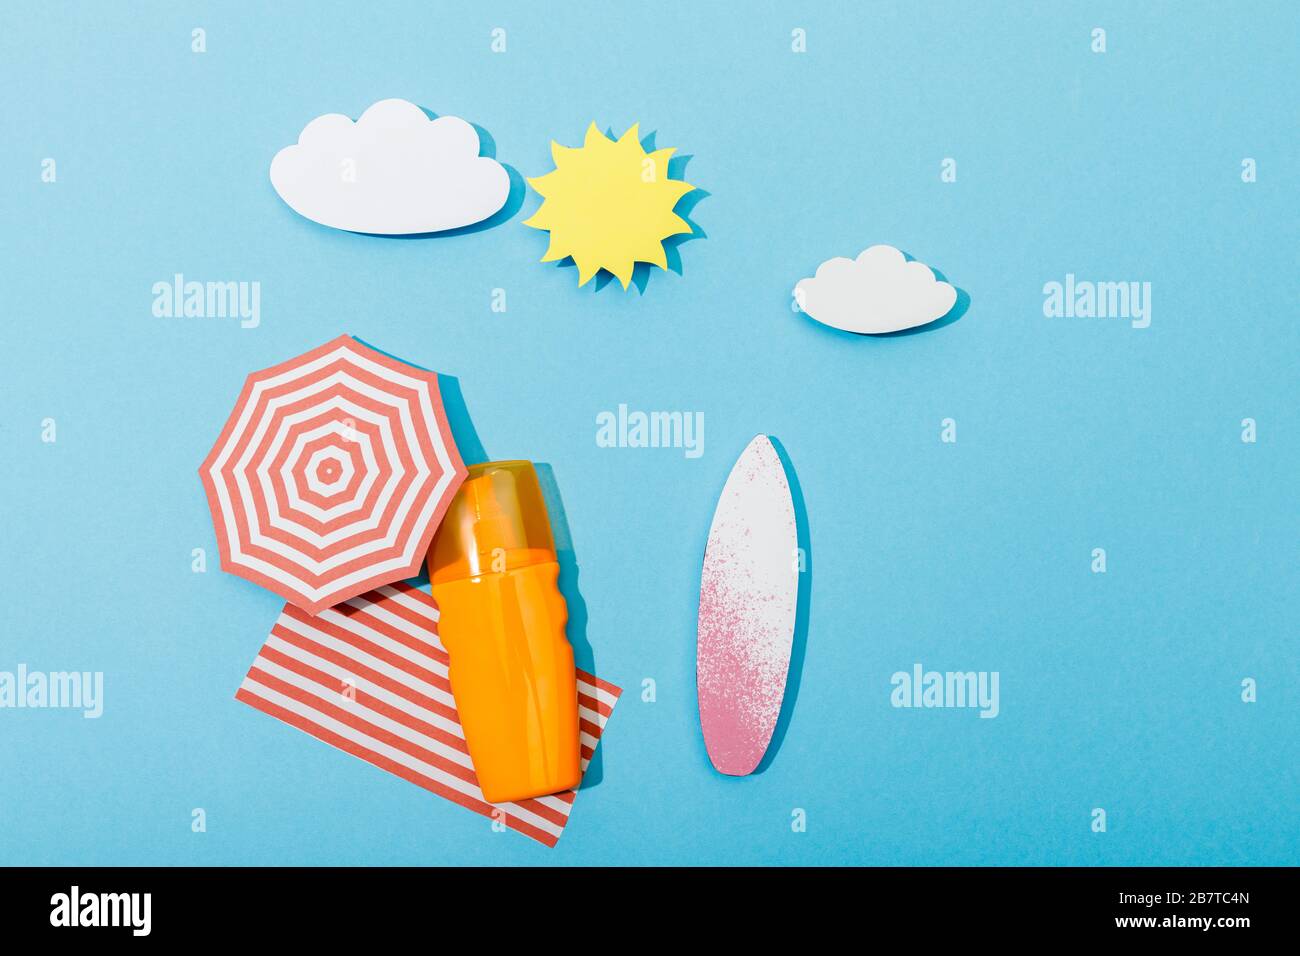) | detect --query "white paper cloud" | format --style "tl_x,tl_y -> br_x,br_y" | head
794,244 -> 957,334
269,98 -> 510,235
